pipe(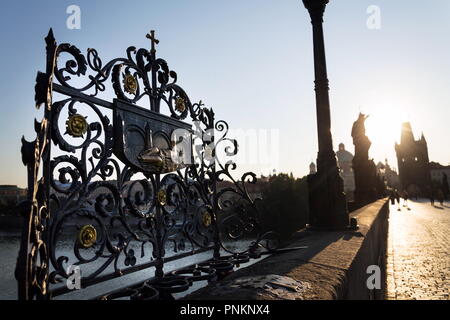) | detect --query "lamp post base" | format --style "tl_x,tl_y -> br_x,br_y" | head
307,166 -> 353,230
